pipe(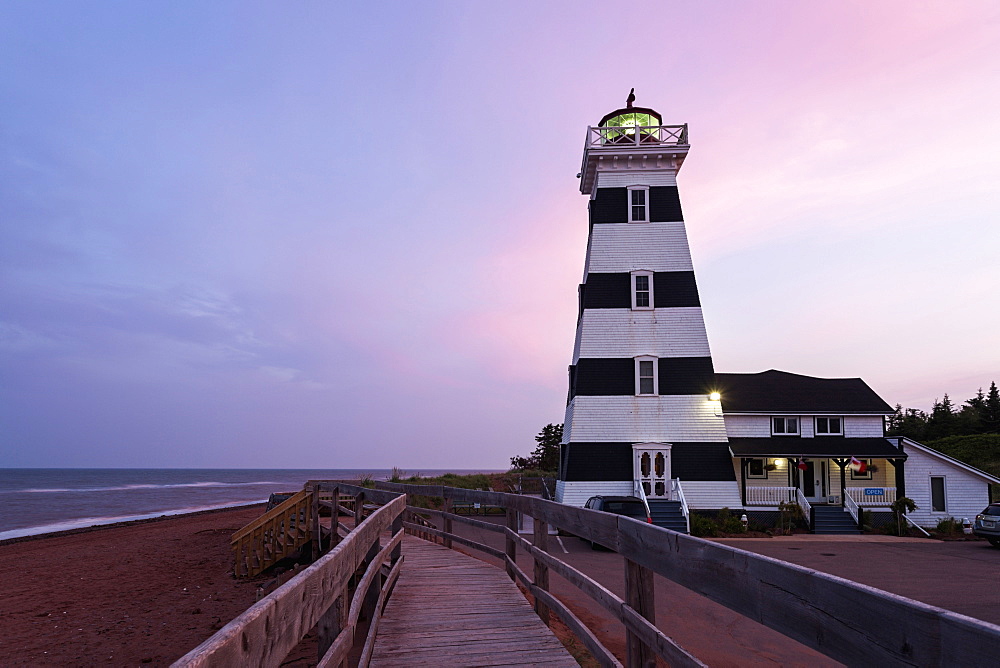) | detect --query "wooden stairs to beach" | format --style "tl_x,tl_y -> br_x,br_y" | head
232,490 -> 317,577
